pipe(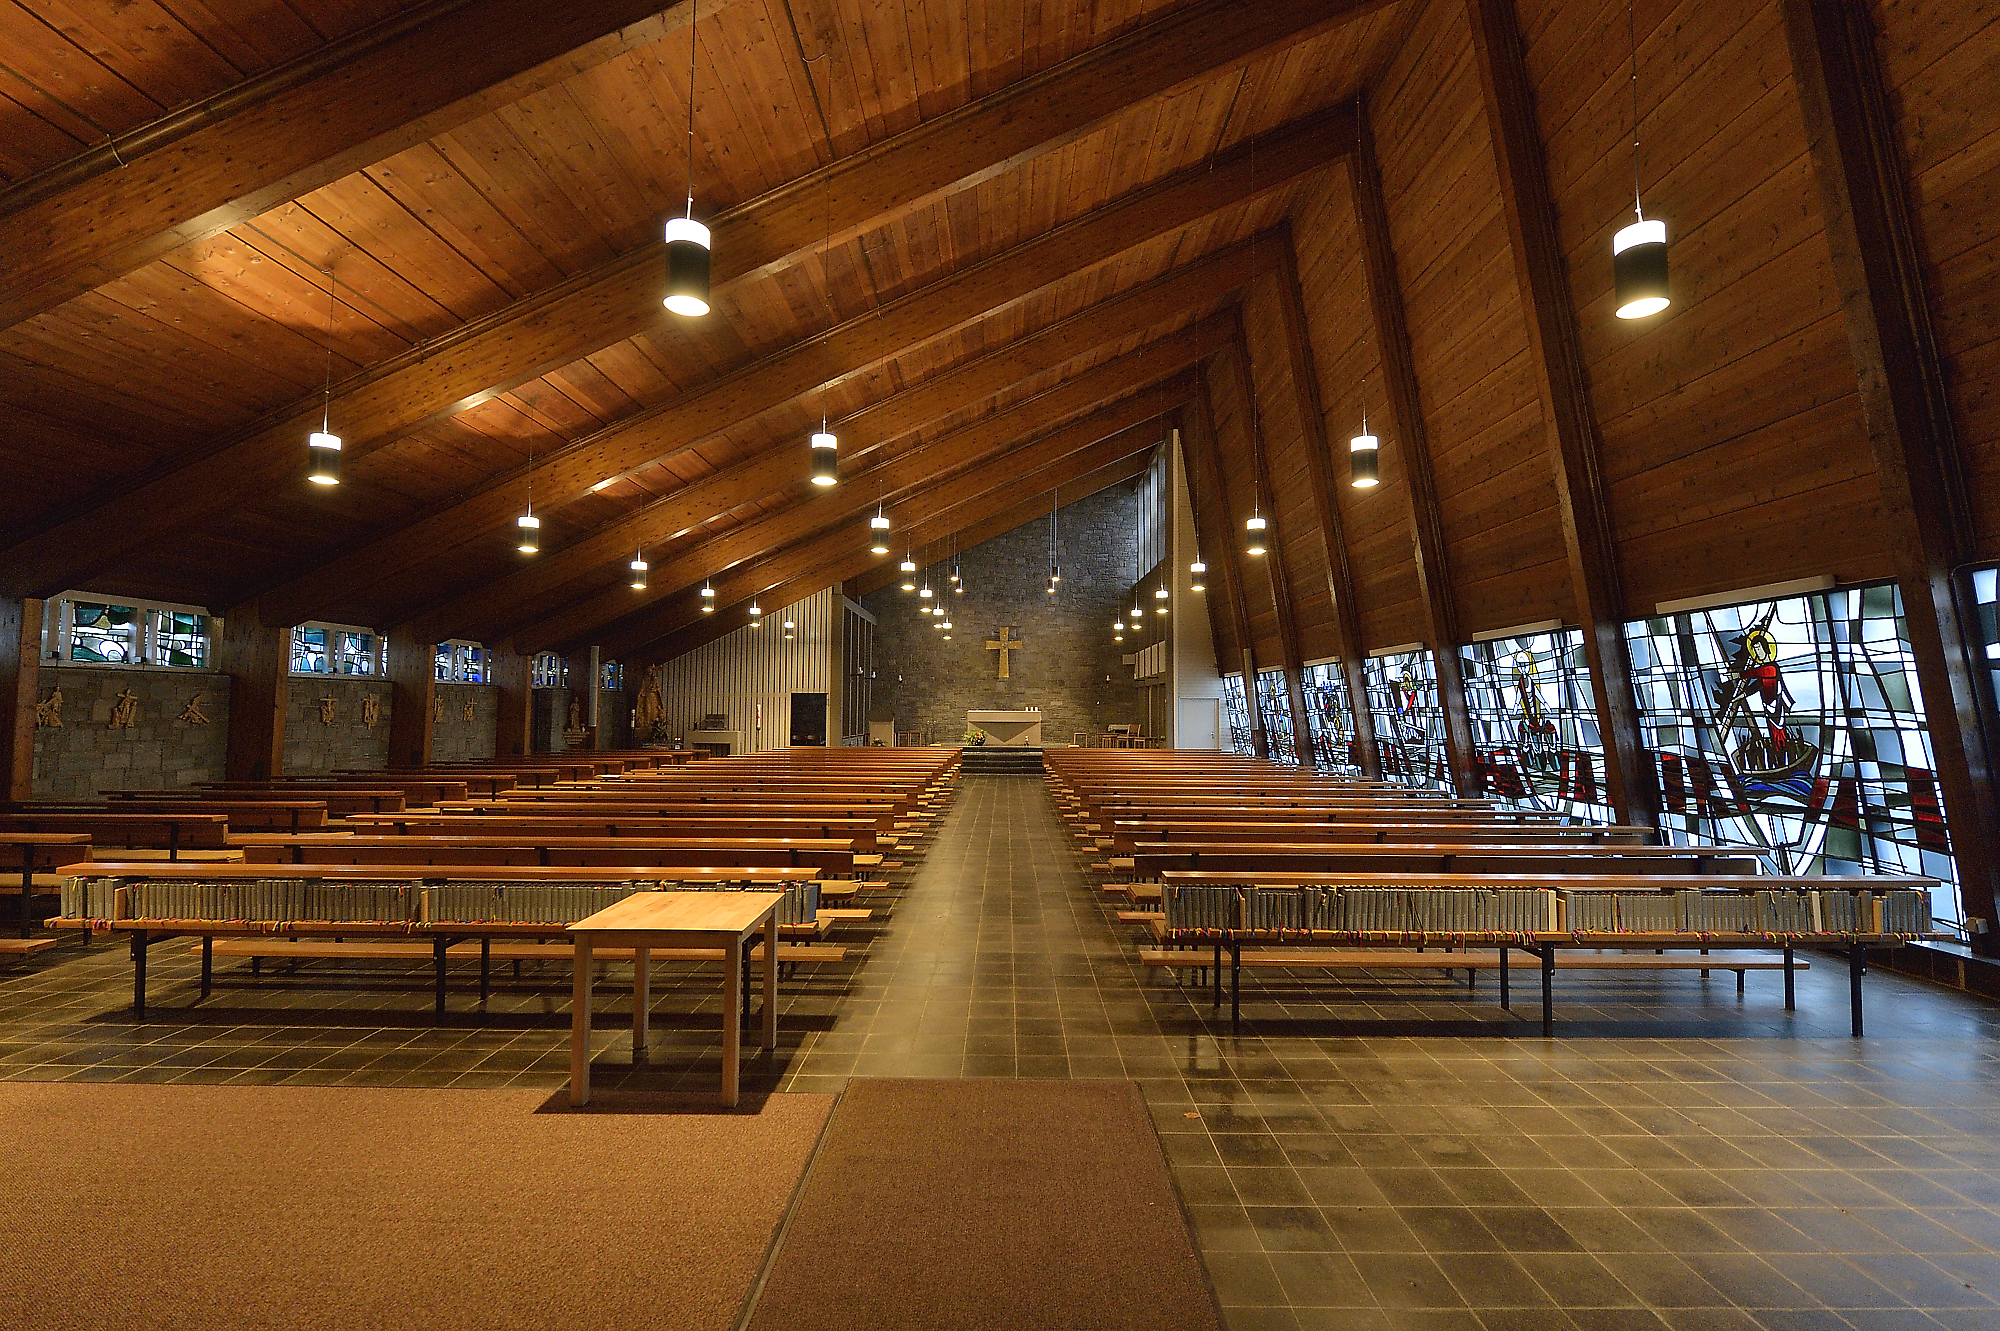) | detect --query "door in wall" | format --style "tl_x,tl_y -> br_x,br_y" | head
1177,698 -> 1219,750
790,693 -> 828,746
